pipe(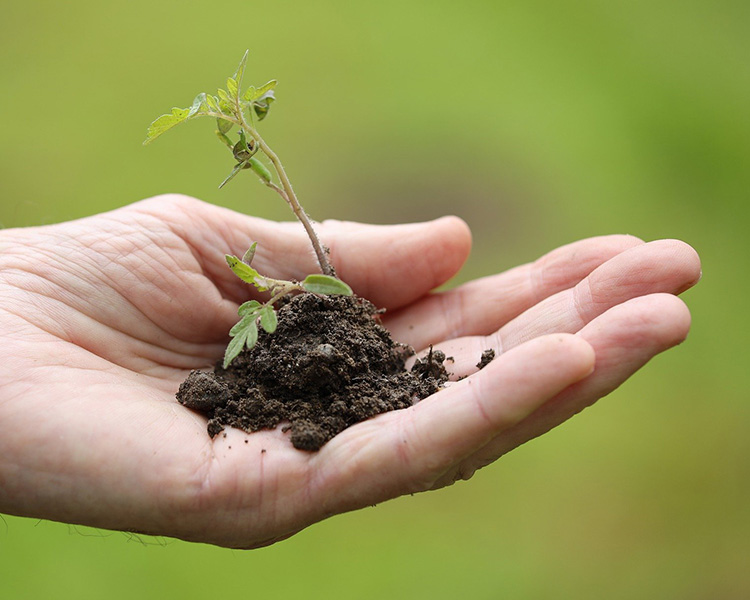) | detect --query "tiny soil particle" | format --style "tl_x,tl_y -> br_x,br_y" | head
476,349 -> 496,370
177,294 -> 449,451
